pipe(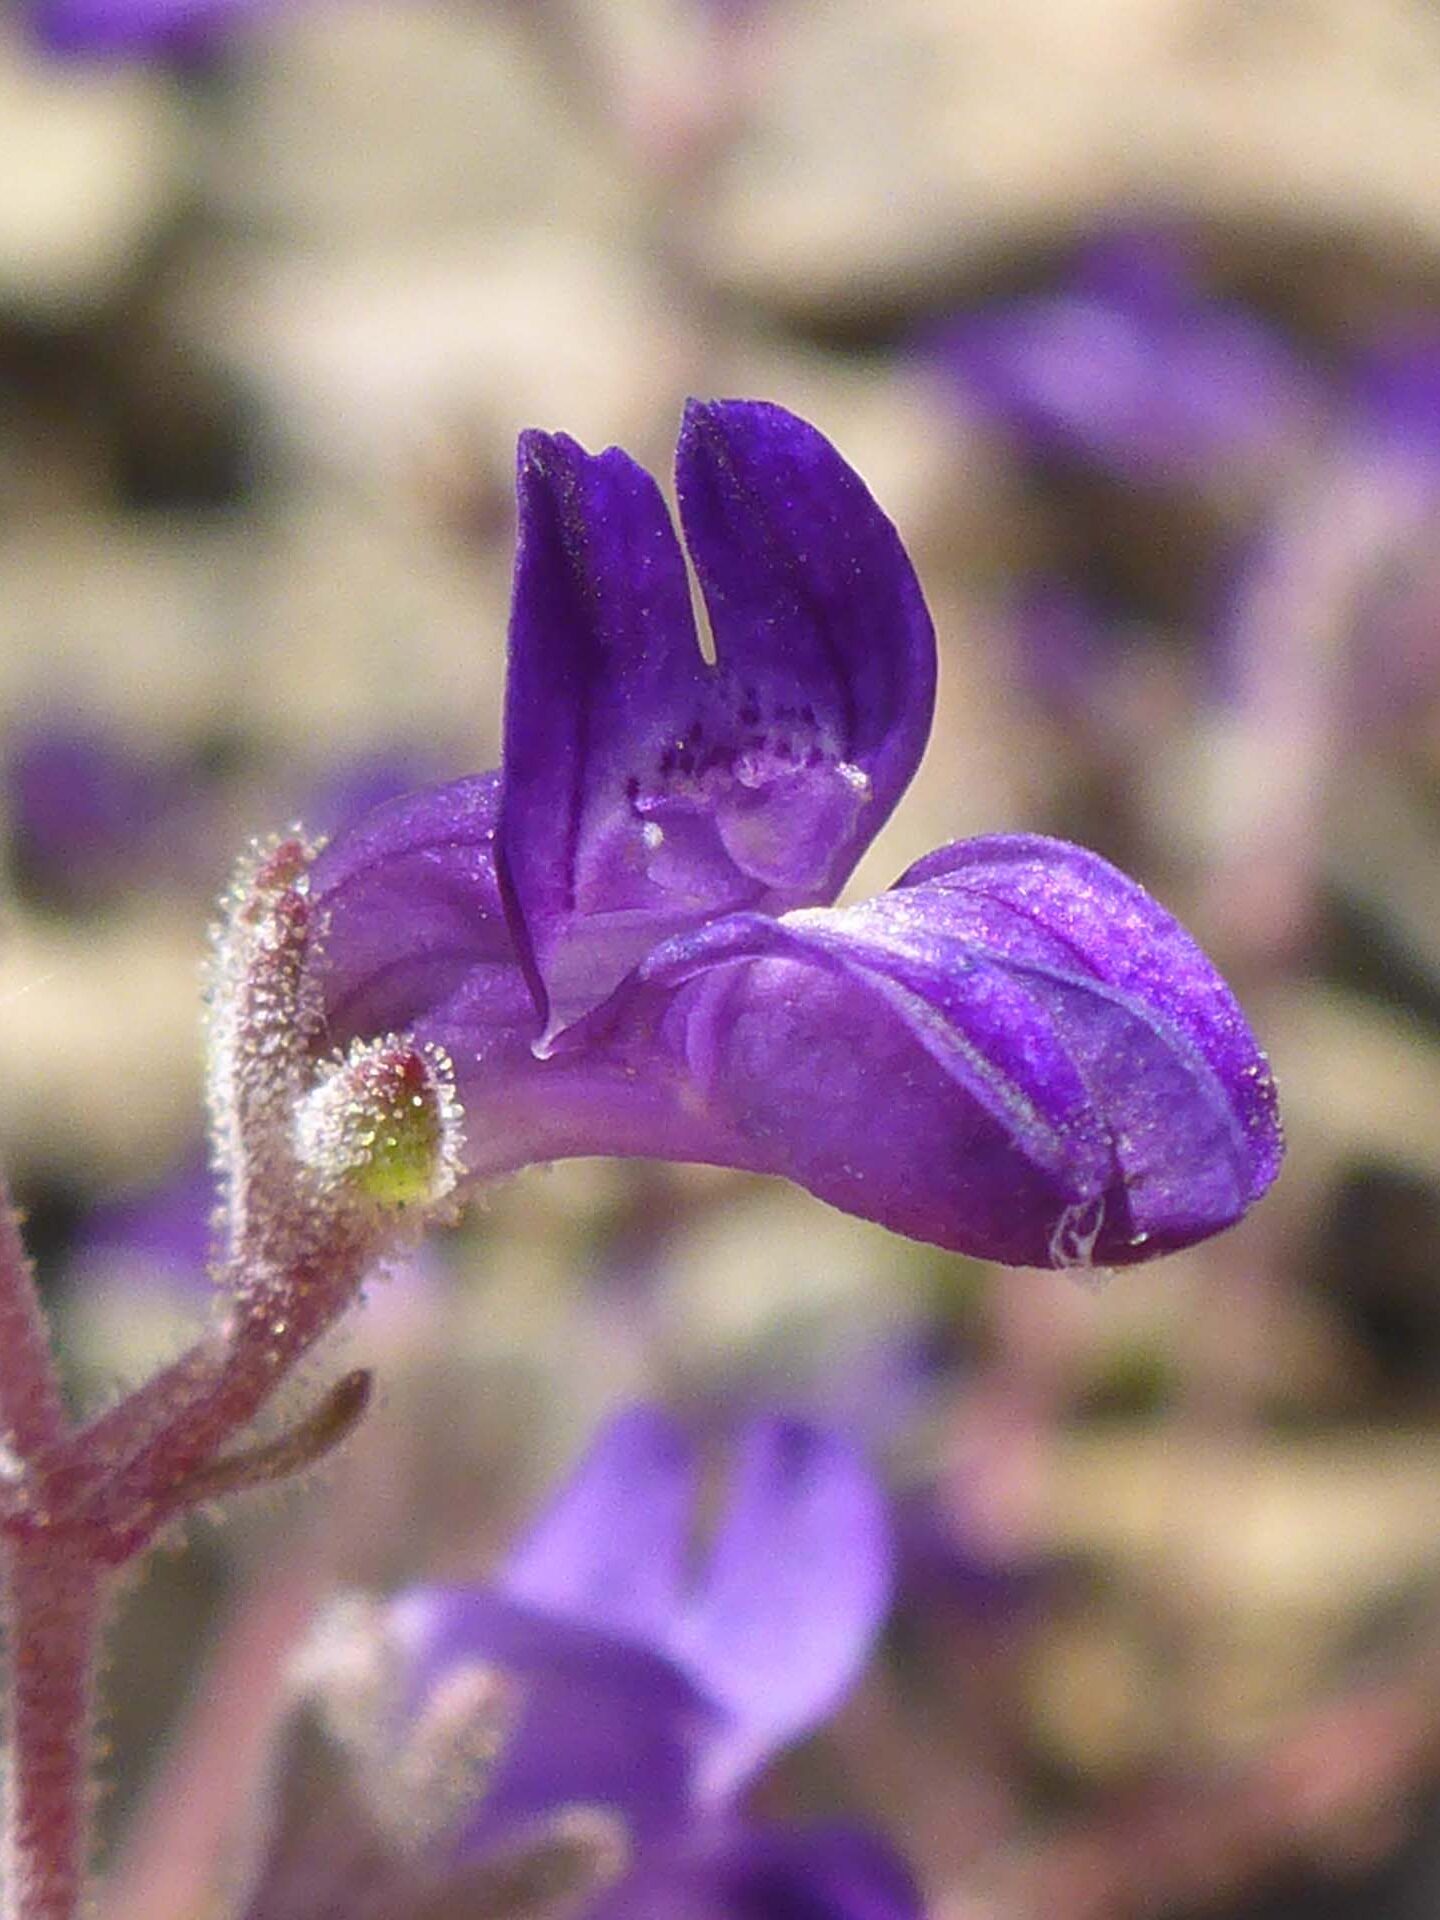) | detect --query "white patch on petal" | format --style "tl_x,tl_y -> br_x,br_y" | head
1048,1194 -> 1108,1280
